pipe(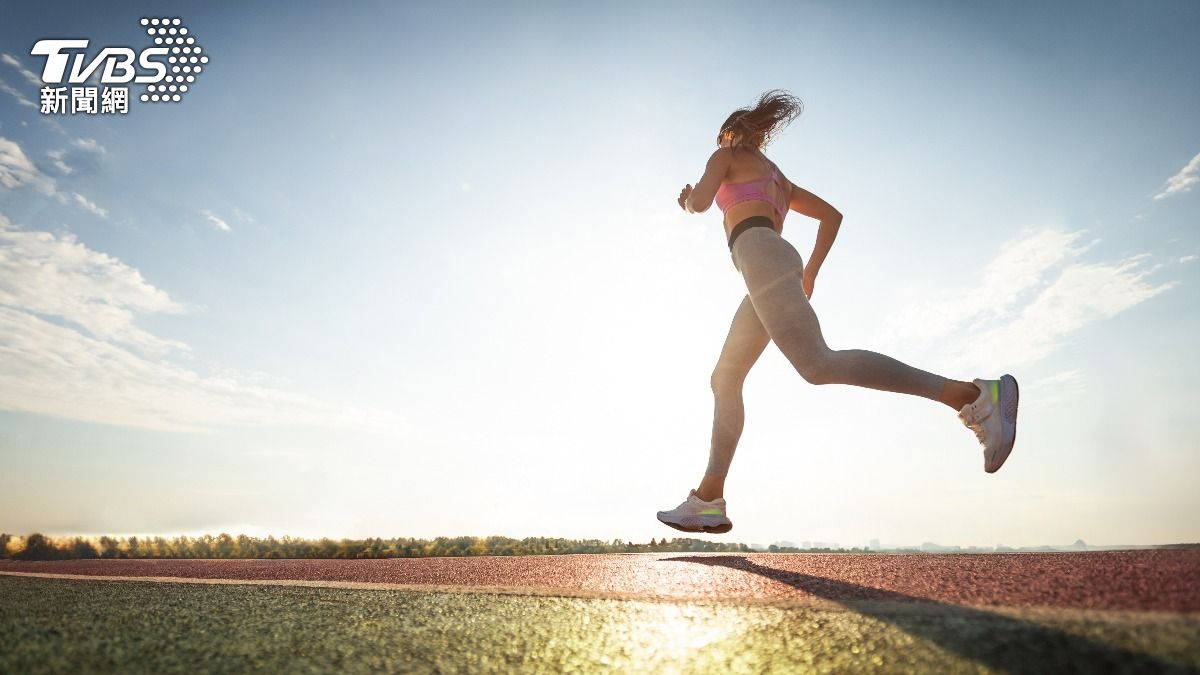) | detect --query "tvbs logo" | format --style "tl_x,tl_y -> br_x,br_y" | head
32,17 -> 208,114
